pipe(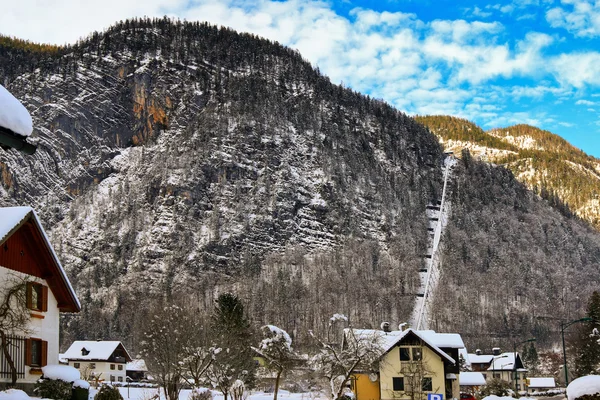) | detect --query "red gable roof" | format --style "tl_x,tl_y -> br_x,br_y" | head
0,207 -> 80,312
